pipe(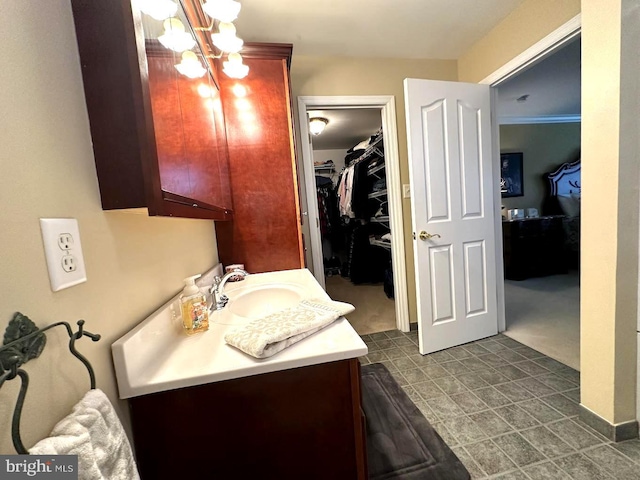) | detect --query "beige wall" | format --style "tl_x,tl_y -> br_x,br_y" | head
500,123 -> 581,213
581,0 -> 639,425
458,0 -> 580,83
291,56 -> 458,324
0,1 -> 218,453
